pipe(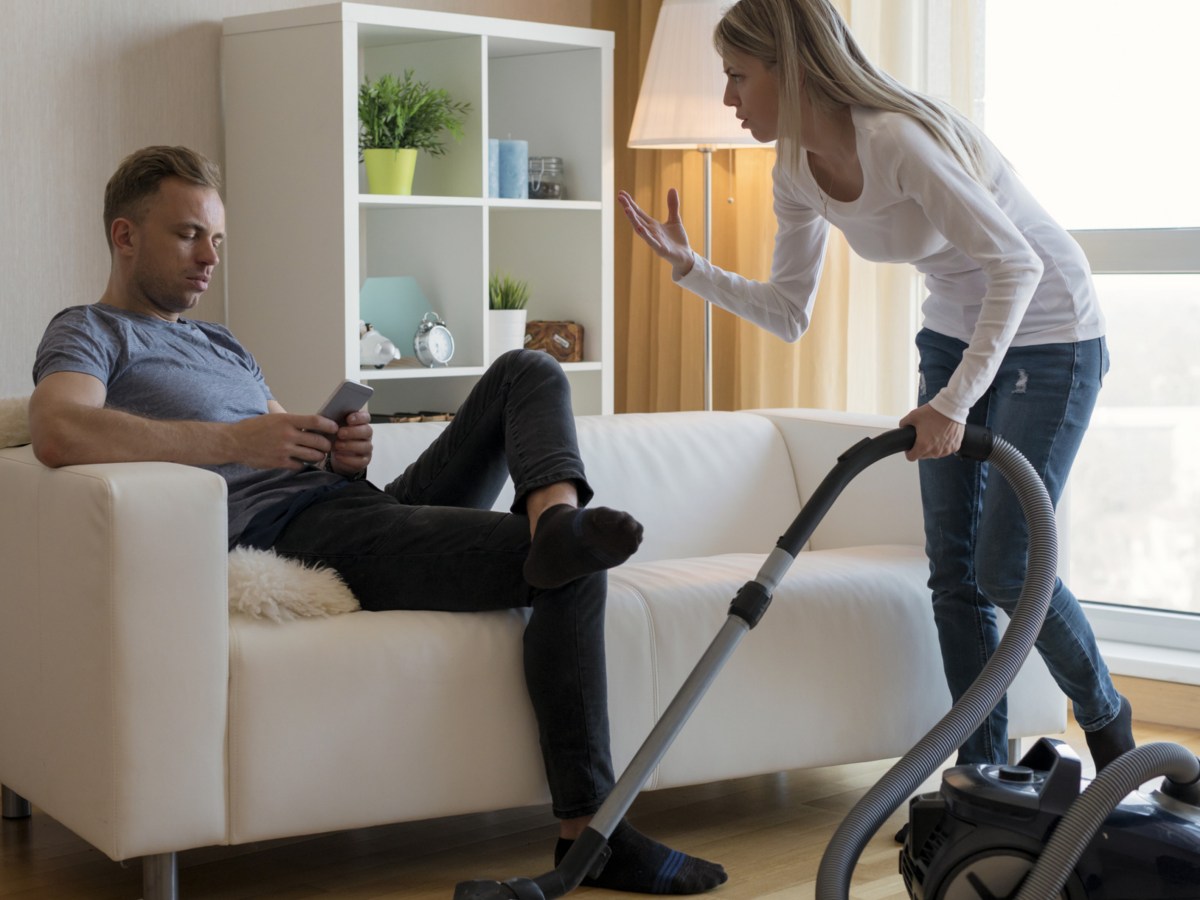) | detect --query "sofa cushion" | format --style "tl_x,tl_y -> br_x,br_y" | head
573,412 -> 803,563
366,411 -> 804,565
226,609 -> 545,842
607,545 -> 1062,790
225,590 -> 660,843
607,547 -> 940,788
750,409 -> 926,551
